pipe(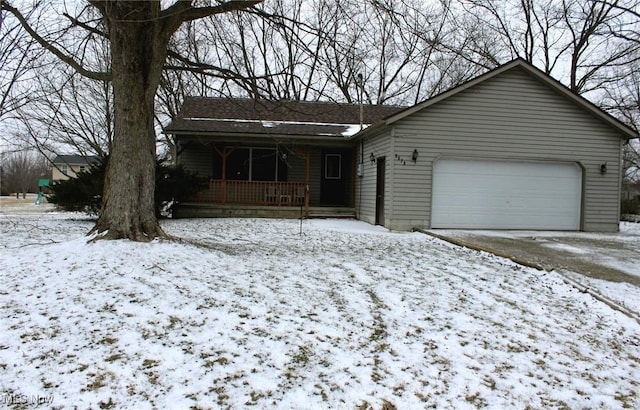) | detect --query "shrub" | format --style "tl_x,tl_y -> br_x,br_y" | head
155,163 -> 206,217
48,158 -> 204,217
48,160 -> 105,215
